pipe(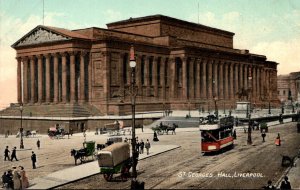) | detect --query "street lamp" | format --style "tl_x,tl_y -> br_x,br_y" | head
129,45 -> 139,187
281,99 -> 284,114
20,104 -> 24,149
247,67 -> 252,145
